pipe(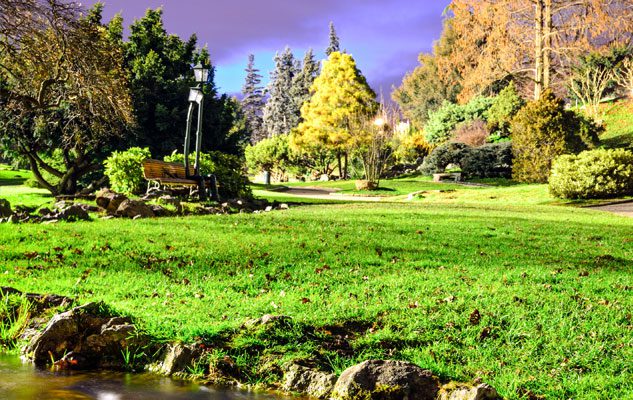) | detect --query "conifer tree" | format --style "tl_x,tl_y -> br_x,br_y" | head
263,47 -> 300,136
325,22 -> 340,56
241,54 -> 265,143
293,52 -> 378,178
291,49 -> 320,117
